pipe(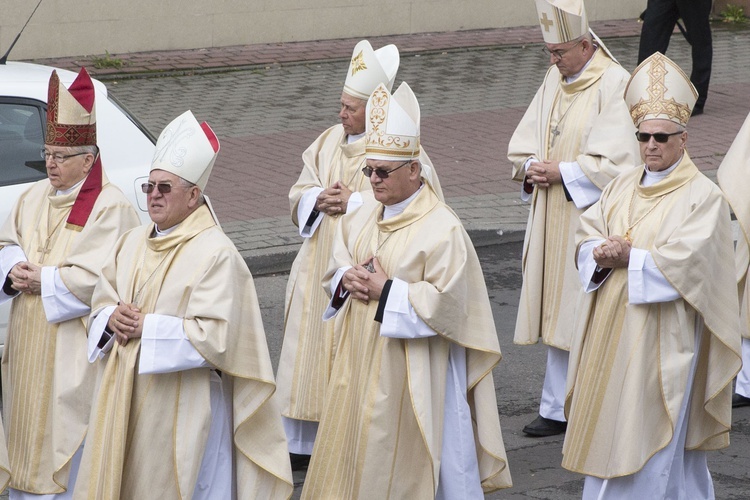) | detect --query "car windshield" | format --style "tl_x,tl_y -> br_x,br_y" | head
0,100 -> 47,187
